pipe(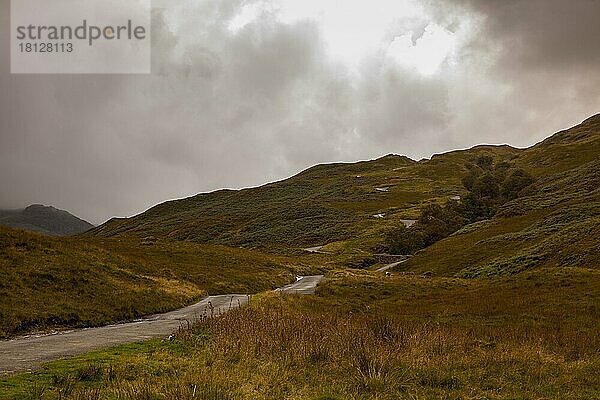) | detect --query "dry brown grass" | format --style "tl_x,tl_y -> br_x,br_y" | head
5,268 -> 598,399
